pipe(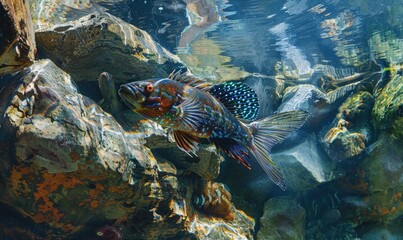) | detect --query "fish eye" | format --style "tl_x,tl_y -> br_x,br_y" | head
145,83 -> 154,93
